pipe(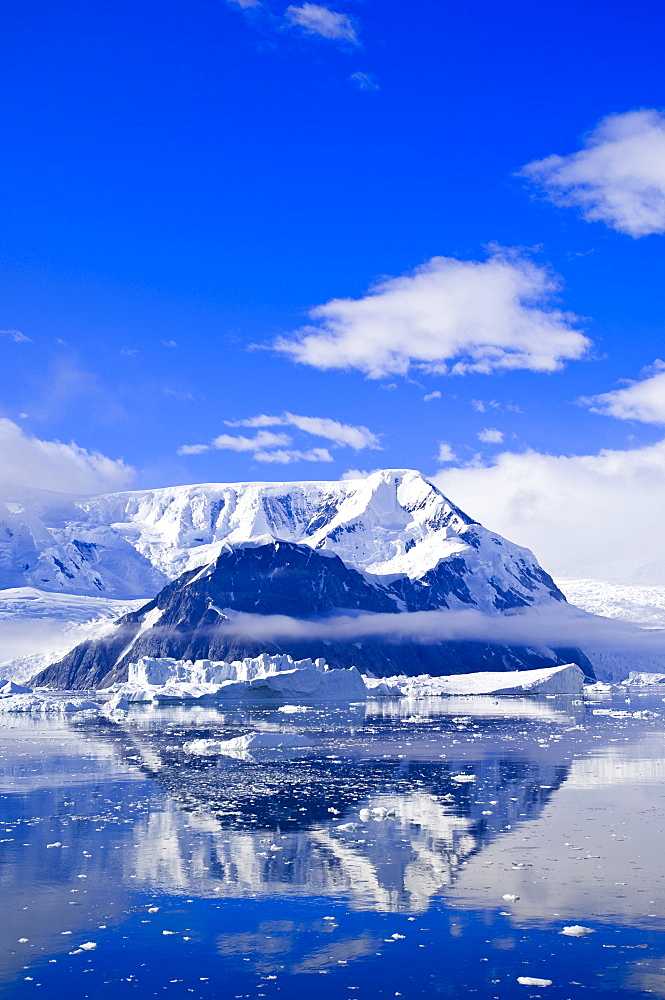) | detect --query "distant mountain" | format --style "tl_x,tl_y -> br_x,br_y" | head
30,470 -> 592,688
